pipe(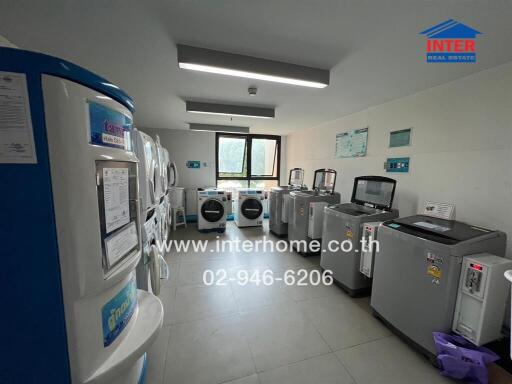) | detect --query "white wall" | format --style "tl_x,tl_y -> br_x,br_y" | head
143,128 -> 217,189
287,62 -> 512,257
